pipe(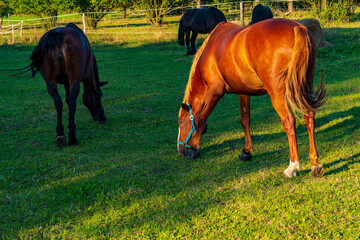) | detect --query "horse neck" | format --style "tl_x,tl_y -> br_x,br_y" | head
183,66 -> 207,114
